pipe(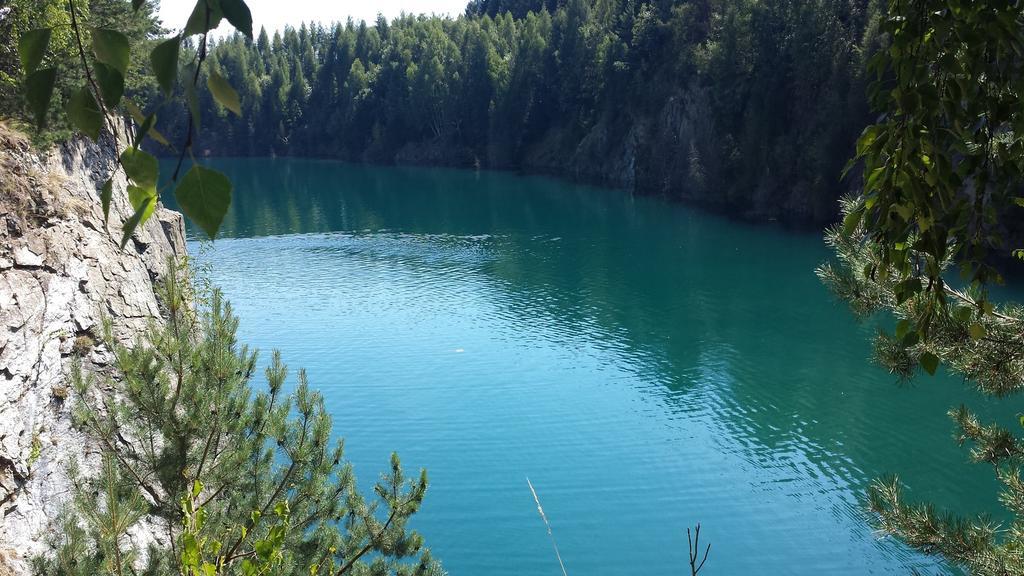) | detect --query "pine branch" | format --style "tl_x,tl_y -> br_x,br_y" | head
47,259 -> 442,575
